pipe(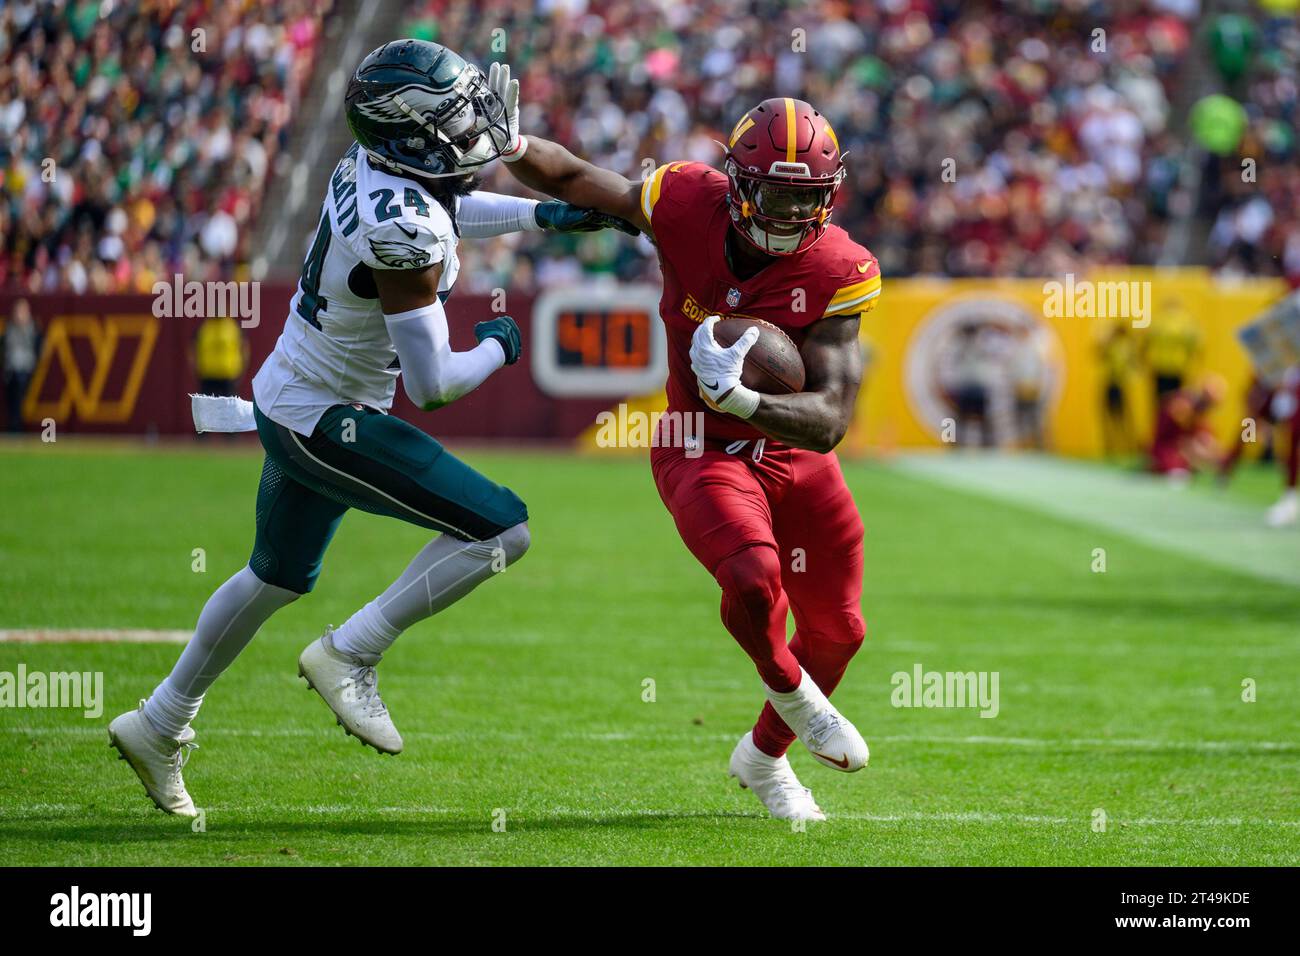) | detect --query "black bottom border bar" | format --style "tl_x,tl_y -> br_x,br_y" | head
0,866 -> 1288,941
